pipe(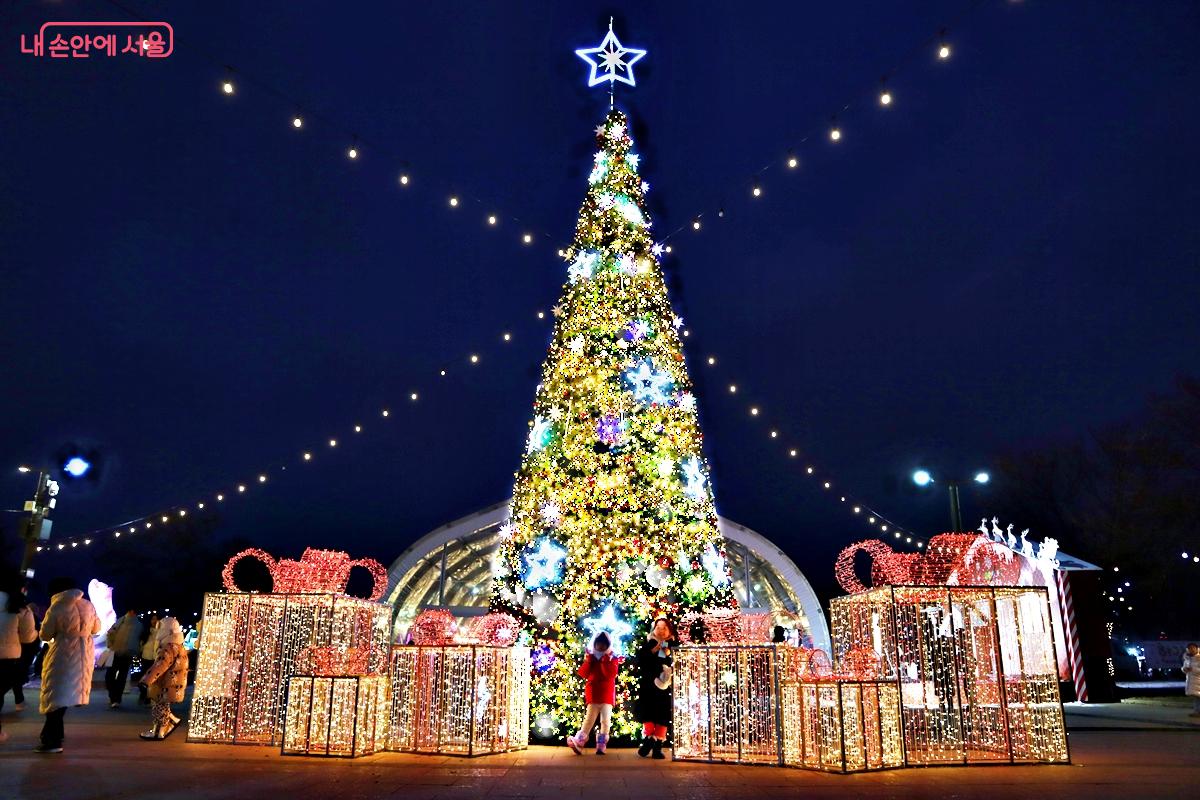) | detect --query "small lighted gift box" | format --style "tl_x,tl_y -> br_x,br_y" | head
387,620 -> 530,757
282,674 -> 389,758
780,676 -> 904,773
671,643 -> 785,766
